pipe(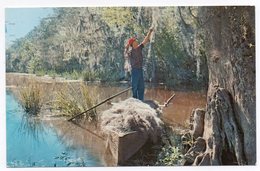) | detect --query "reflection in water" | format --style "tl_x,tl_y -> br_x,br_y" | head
6,73 -> 207,127
6,74 -> 207,166
6,91 -> 103,167
44,119 -> 113,165
18,115 -> 46,143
